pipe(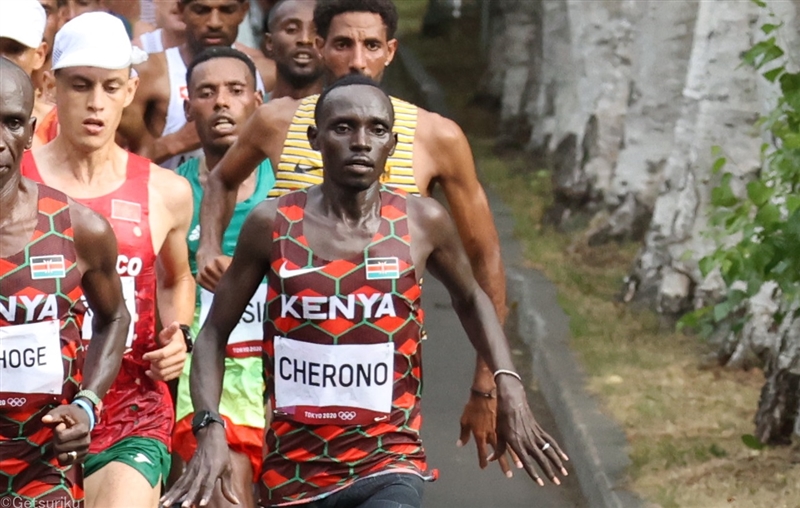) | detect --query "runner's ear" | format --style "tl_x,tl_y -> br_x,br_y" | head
123,72 -> 139,108
308,125 -> 319,151
184,98 -> 193,123
254,90 -> 264,107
